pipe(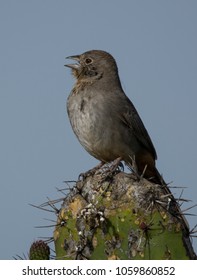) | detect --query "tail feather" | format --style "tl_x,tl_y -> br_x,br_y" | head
149,166 -> 190,235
